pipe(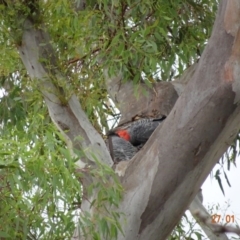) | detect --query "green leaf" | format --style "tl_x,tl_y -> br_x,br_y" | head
223,170 -> 231,187
0,232 -> 11,238
215,169 -> 225,196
